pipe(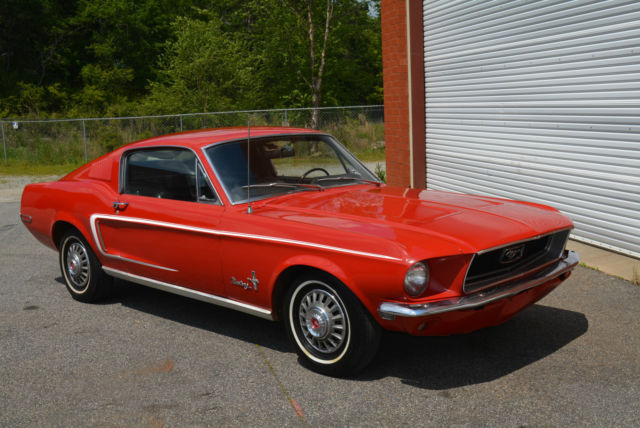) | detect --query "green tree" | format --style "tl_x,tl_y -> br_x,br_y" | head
323,0 -> 382,105
0,0 -> 382,118
145,10 -> 255,114
68,0 -> 193,115
0,0 -> 76,116
251,0 -> 381,120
